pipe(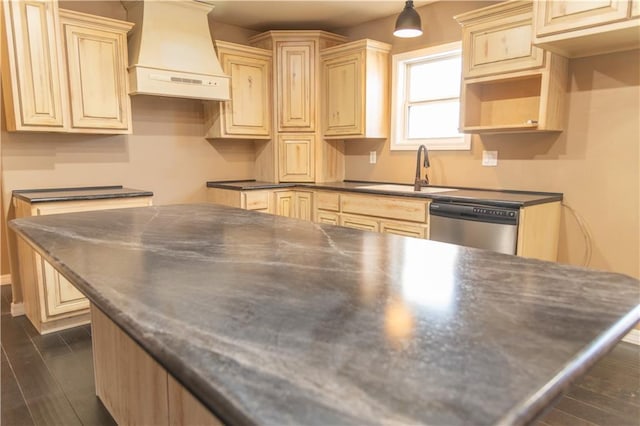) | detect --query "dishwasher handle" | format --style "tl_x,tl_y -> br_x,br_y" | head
430,202 -> 519,226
